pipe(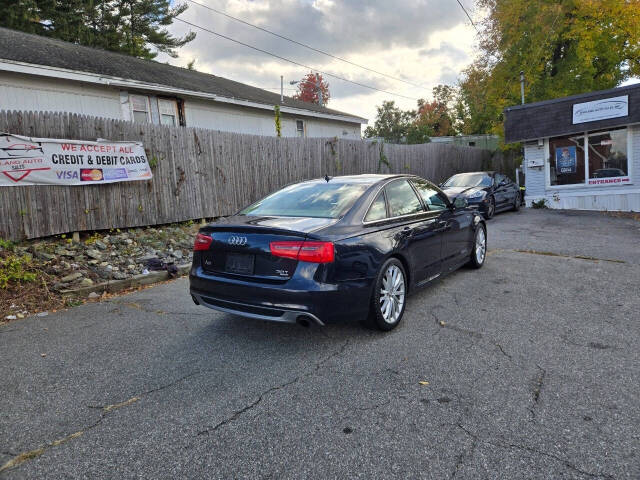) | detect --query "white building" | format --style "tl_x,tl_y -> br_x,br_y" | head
505,84 -> 640,212
0,27 -> 366,138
